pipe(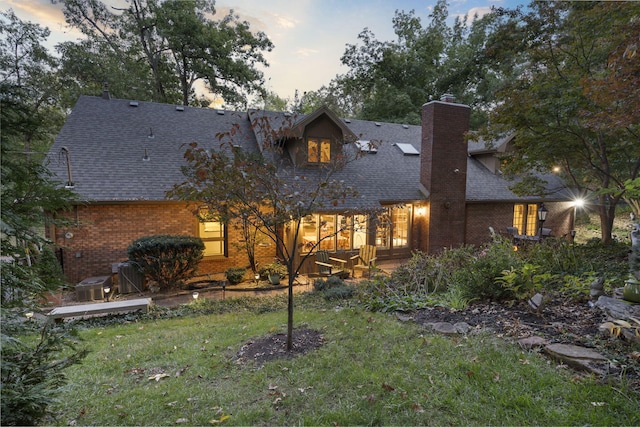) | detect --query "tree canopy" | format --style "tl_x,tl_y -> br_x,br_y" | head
55,0 -> 273,107
307,0 -> 520,128
477,1 -> 640,243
